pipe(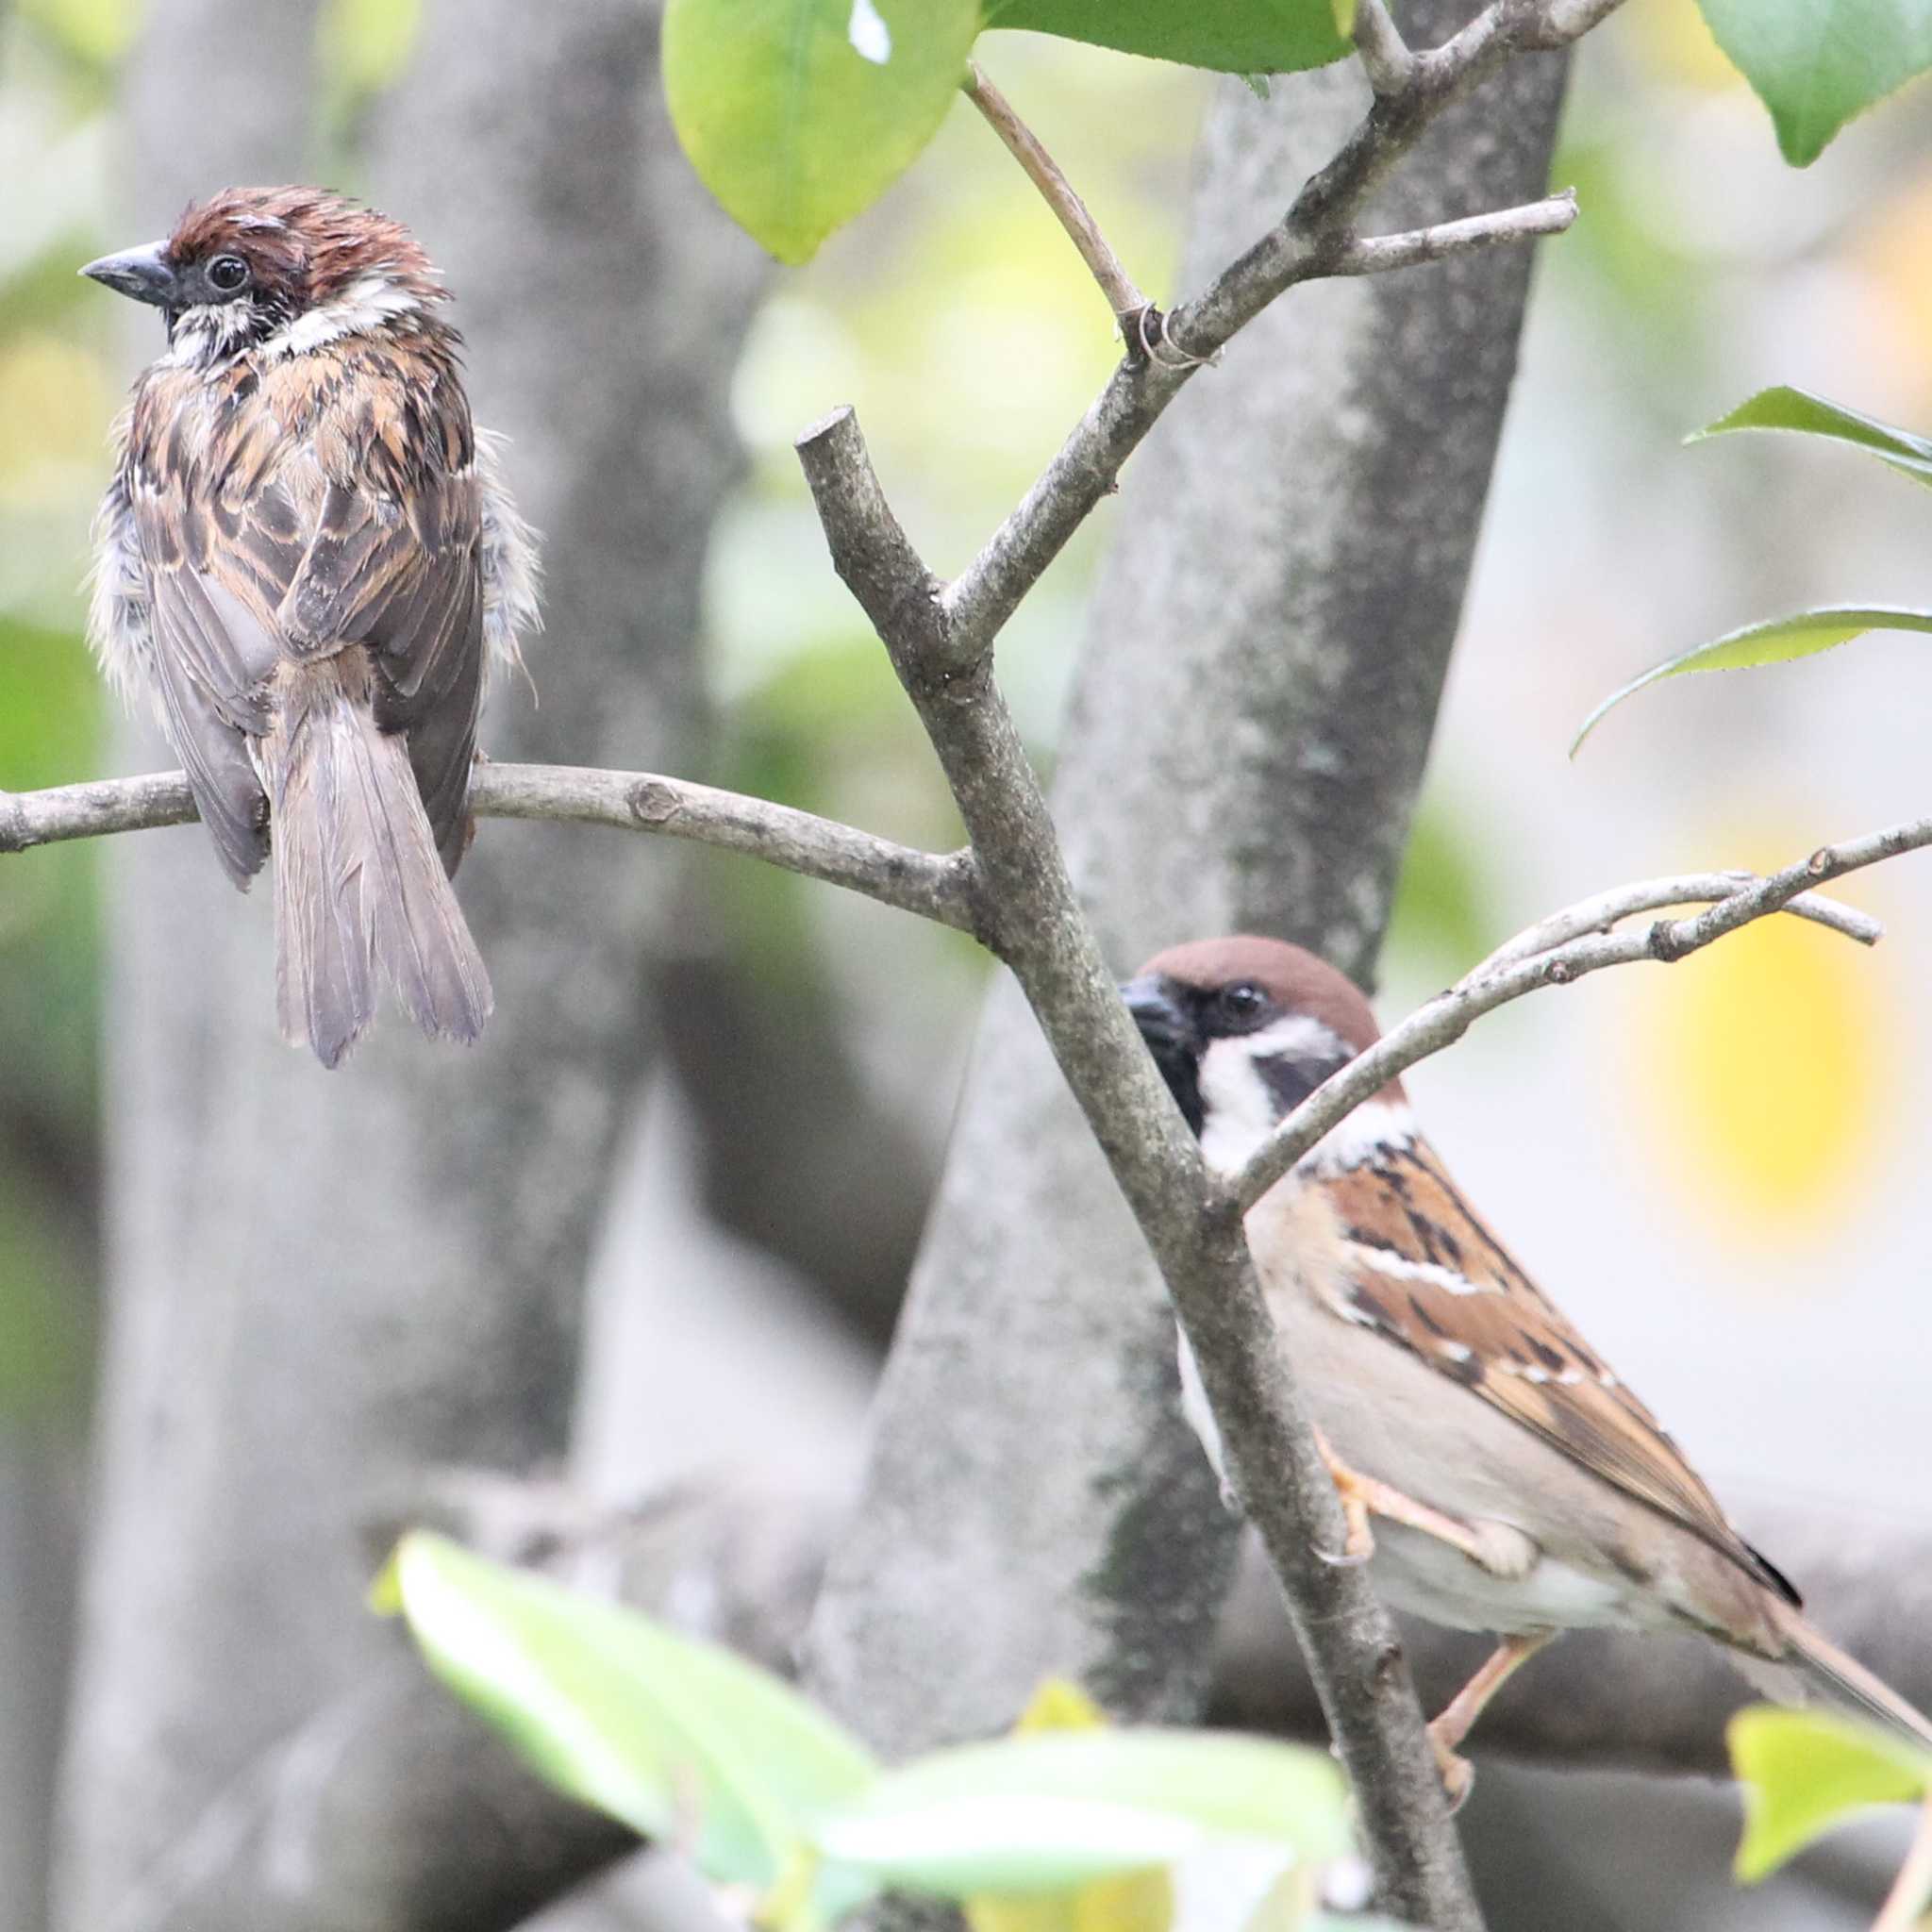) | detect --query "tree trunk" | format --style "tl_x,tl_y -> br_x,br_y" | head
49,2 -> 763,1924
805,6 -> 1569,1774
